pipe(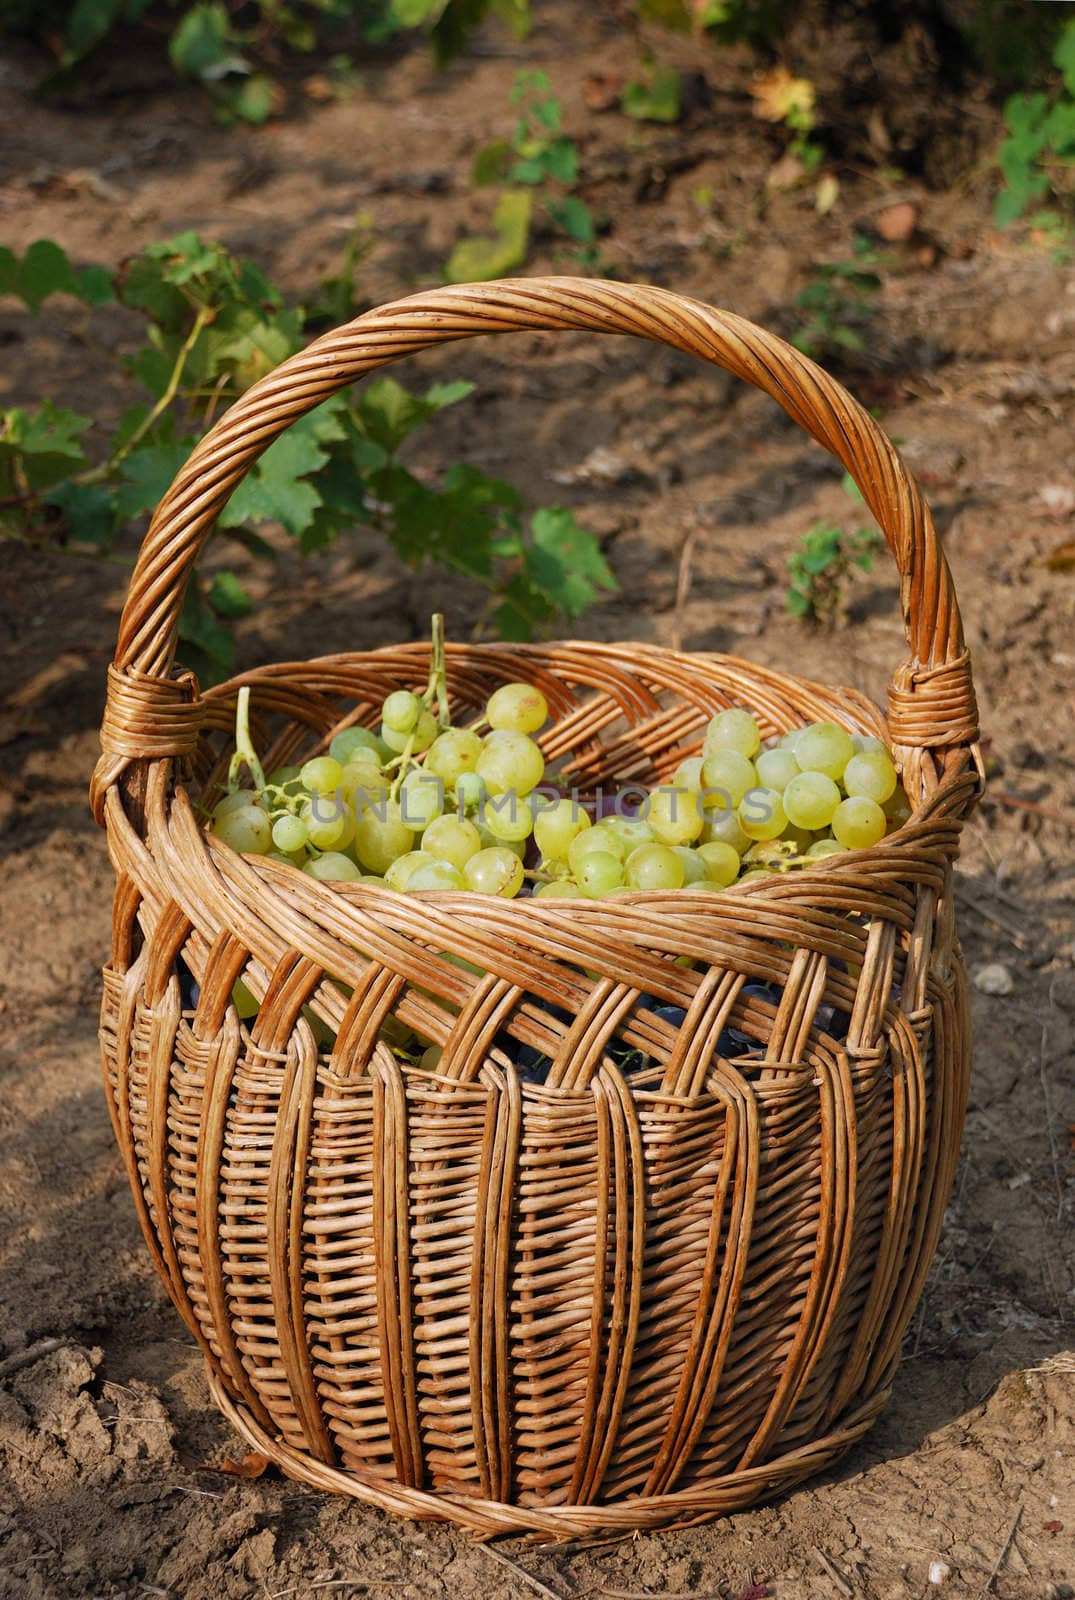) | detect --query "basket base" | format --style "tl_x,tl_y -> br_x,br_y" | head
207,1367 -> 888,1540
